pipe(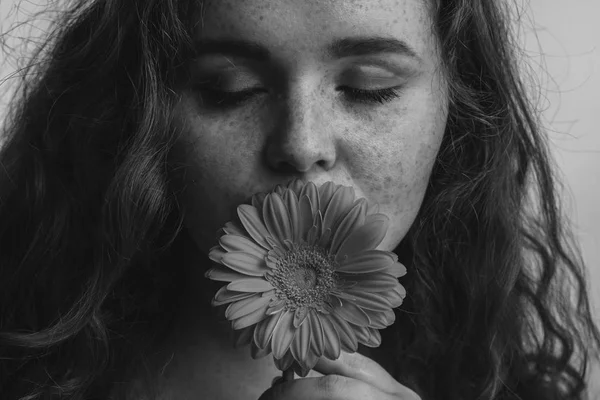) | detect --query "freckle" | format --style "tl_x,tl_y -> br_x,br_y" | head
371,180 -> 384,192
